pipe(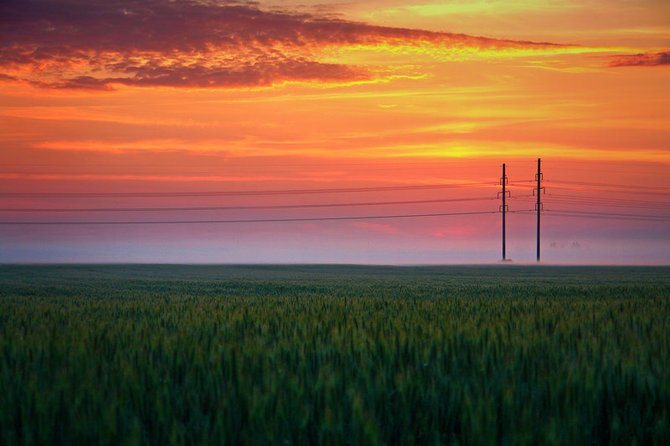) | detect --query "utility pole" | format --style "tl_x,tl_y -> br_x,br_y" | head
535,158 -> 543,262
500,163 -> 509,261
